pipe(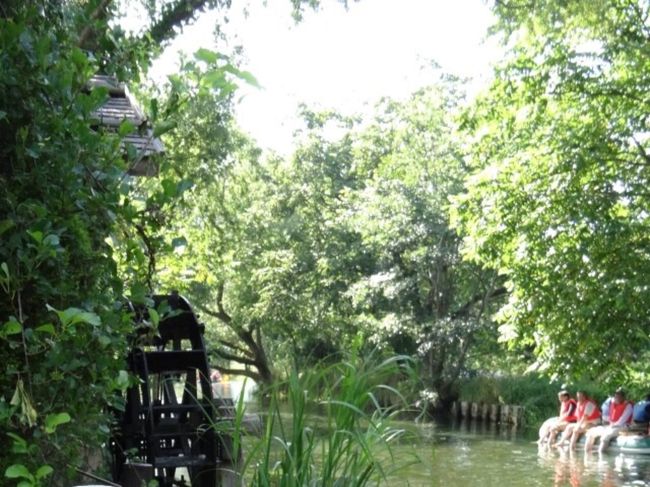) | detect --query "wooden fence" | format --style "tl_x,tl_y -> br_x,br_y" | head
450,401 -> 525,426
